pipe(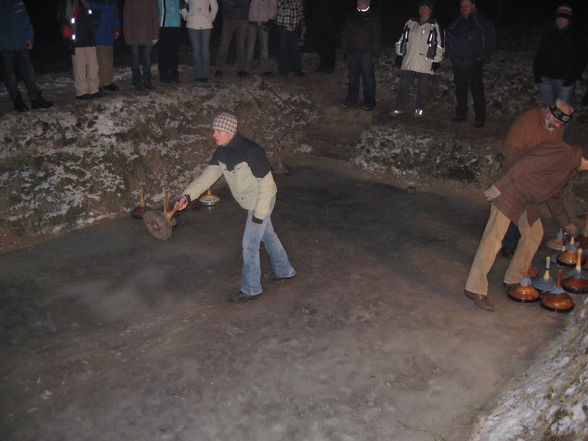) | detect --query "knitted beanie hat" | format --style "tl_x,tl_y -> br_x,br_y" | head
212,112 -> 238,135
555,4 -> 573,19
